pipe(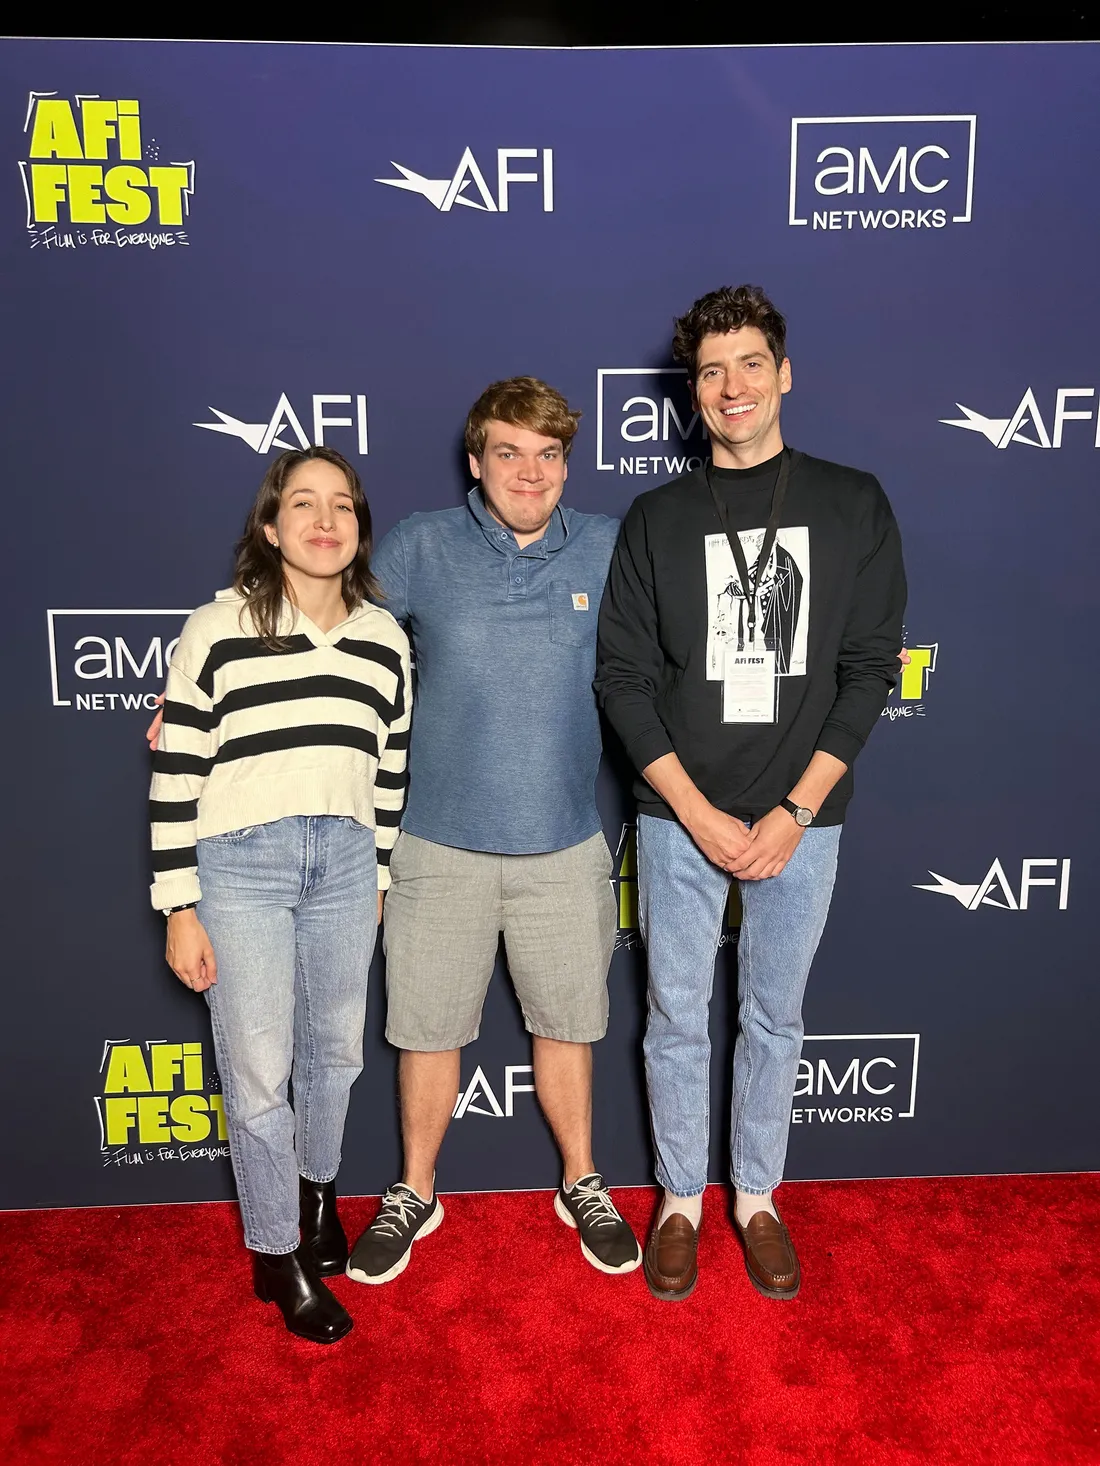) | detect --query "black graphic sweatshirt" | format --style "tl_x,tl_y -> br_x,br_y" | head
595,449 -> 906,826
